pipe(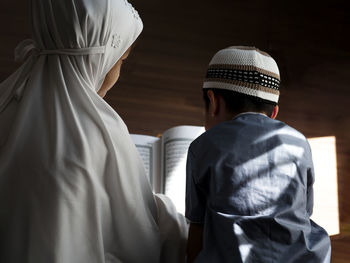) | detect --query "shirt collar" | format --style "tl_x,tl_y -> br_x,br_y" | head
232,112 -> 268,121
